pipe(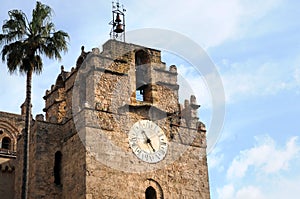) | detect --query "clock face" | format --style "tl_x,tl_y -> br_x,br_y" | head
128,120 -> 168,163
